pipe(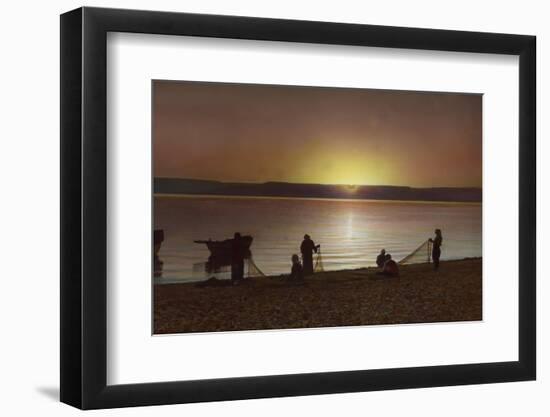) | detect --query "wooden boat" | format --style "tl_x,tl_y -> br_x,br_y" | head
194,236 -> 253,274
194,235 -> 253,258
